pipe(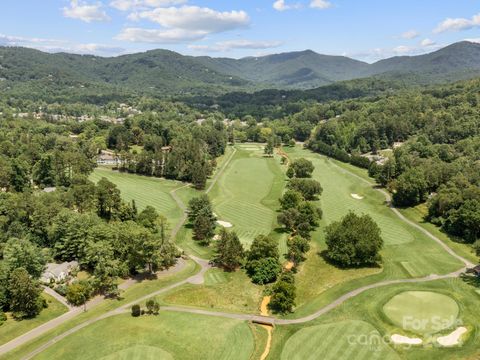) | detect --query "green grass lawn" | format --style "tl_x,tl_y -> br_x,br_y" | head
270,278 -> 480,360
33,312 -> 255,360
160,268 -> 264,314
89,168 -> 186,226
280,320 -> 400,360
282,146 -> 465,318
209,144 -> 286,247
0,293 -> 68,346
